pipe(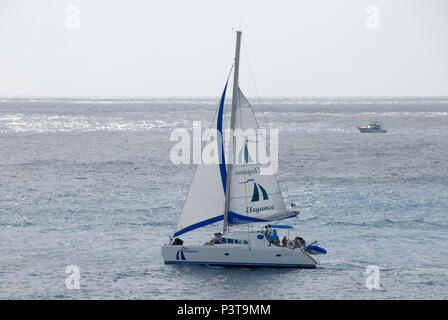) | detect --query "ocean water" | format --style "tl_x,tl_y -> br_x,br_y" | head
0,96 -> 447,299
